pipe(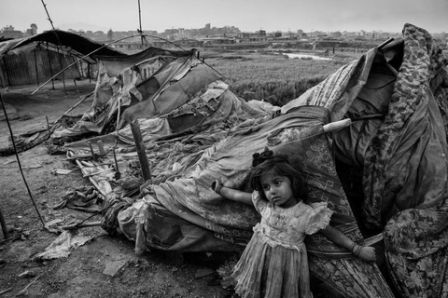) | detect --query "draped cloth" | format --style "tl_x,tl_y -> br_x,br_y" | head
362,24 -> 448,298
